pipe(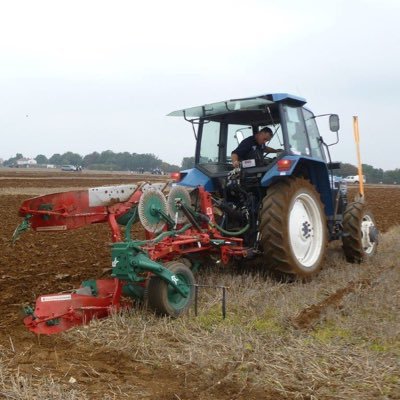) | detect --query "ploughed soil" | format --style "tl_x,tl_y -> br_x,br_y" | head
0,169 -> 399,398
